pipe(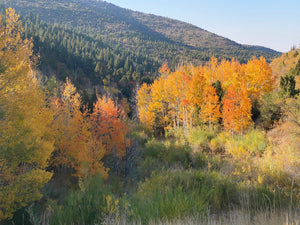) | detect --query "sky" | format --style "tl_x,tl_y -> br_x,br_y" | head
104,0 -> 300,53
